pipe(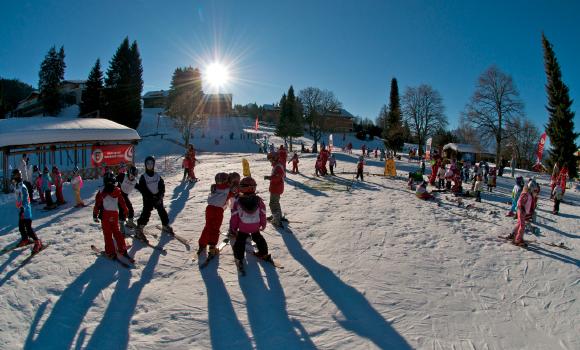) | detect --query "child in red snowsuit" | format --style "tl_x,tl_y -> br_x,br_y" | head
289,152 -> 299,174
93,172 -> 131,259
197,172 -> 232,256
185,145 -> 198,181
52,166 -> 65,205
